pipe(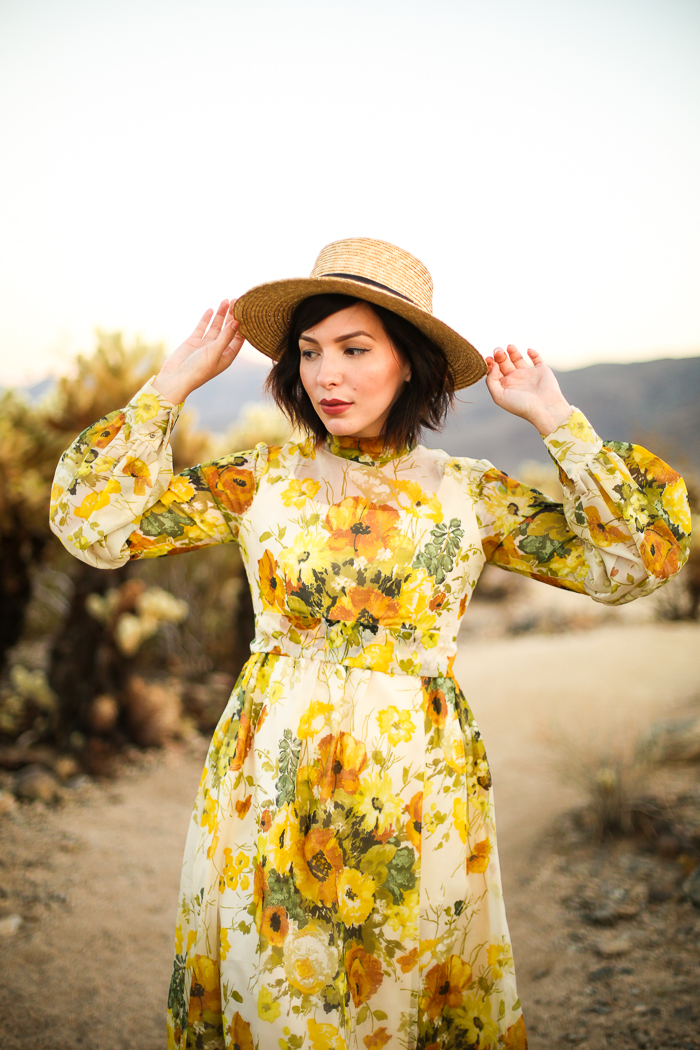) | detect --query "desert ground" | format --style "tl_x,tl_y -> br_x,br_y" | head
1,618 -> 699,1050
